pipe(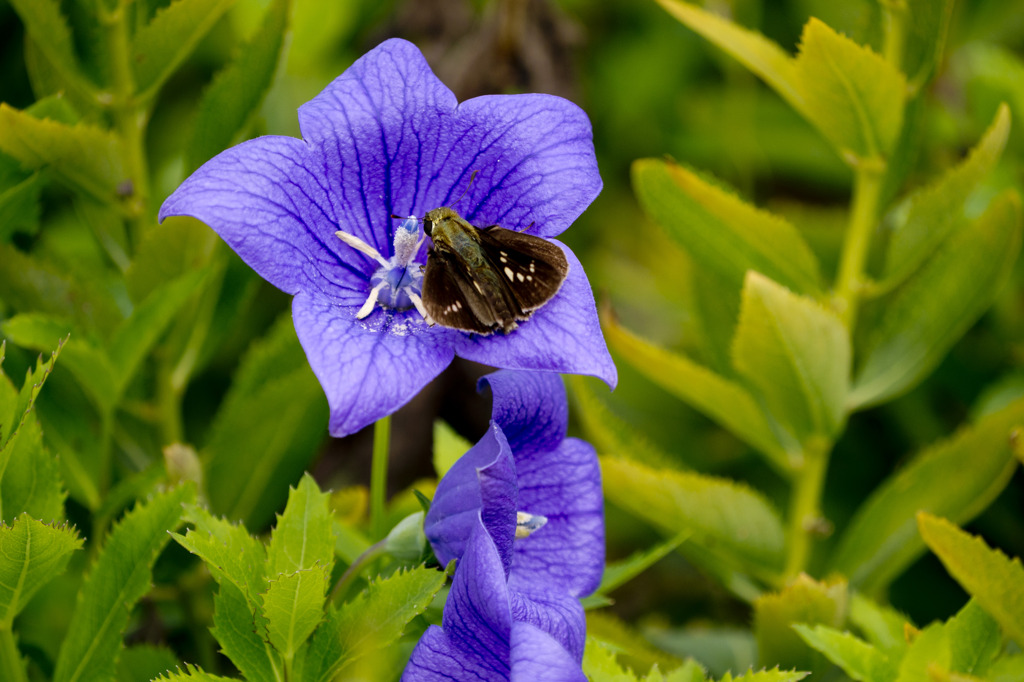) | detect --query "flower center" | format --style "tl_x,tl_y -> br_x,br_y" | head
515,511 -> 548,539
335,217 -> 433,322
